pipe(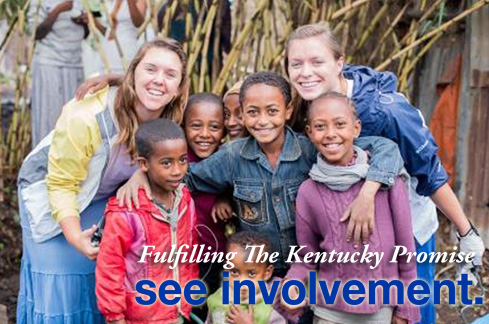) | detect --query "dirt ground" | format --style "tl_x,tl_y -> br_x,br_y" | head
0,203 -> 487,324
